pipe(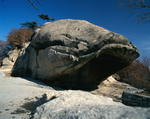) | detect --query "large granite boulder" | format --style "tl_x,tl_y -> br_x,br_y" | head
11,19 -> 139,89
30,90 -> 150,119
